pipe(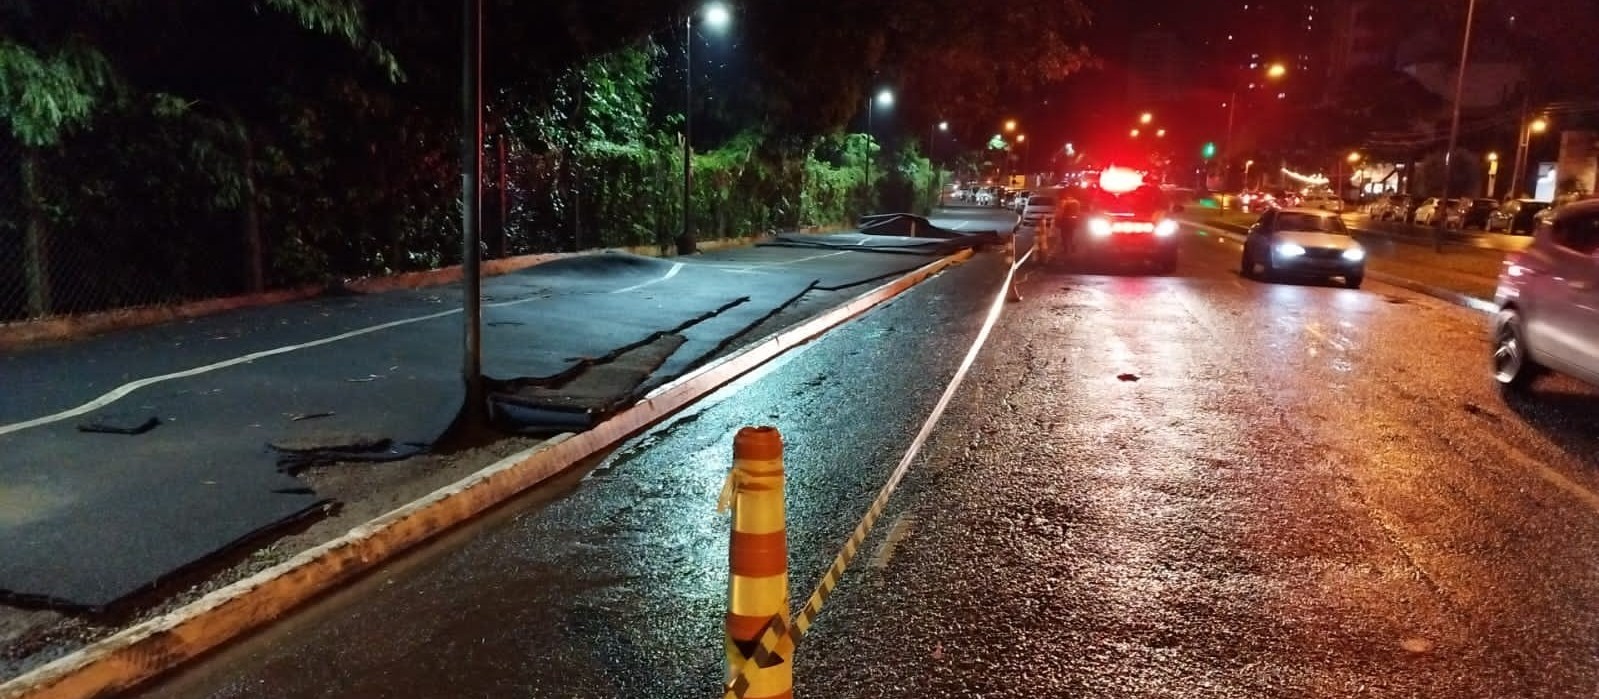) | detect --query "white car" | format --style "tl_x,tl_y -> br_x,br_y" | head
1019,192 -> 1057,229
975,188 -> 995,206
